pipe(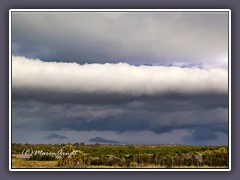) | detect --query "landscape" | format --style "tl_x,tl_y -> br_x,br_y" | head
11,10 -> 230,170
12,143 -> 228,168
